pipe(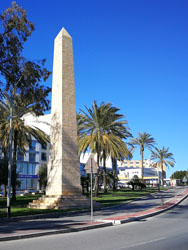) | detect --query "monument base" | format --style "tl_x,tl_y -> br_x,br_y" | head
28,194 -> 100,210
